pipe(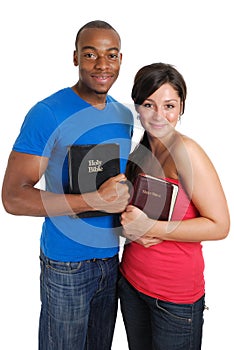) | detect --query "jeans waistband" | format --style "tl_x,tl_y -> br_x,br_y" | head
40,249 -> 116,265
